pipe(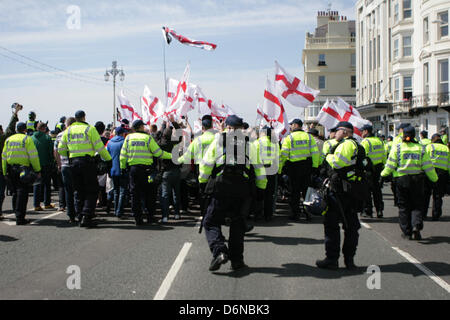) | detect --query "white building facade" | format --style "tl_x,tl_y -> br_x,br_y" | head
356,0 -> 450,137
